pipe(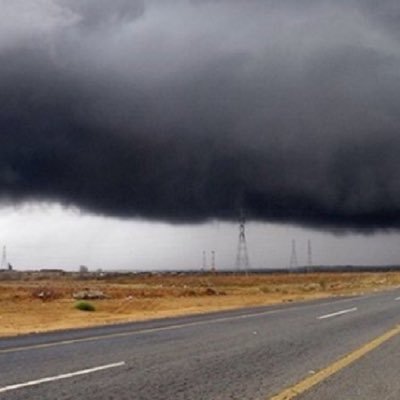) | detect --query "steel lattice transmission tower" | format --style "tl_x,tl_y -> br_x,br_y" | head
202,250 -> 207,270
307,239 -> 313,267
289,239 -> 298,270
1,246 -> 7,269
235,212 -> 250,272
211,250 -> 216,272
